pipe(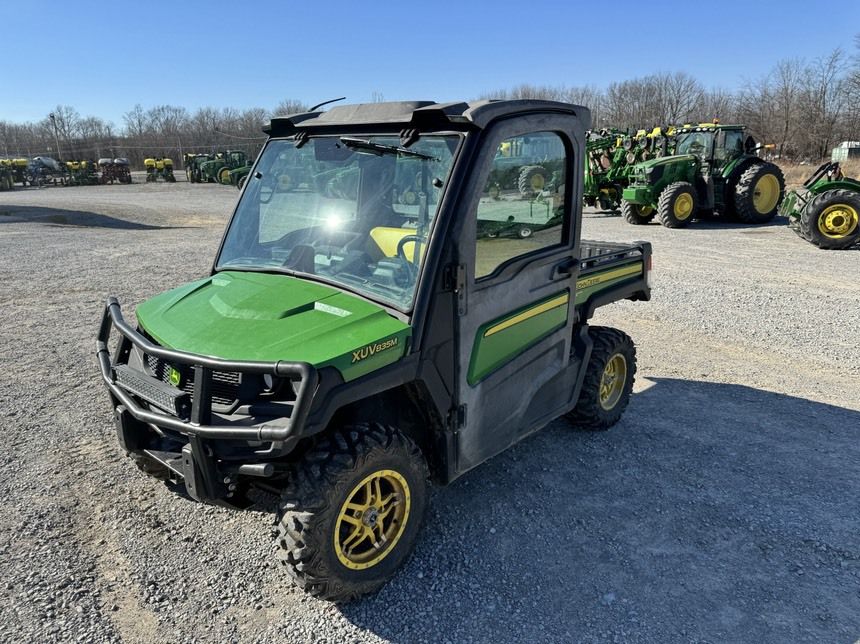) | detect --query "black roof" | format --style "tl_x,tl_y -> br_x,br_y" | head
265,99 -> 590,136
